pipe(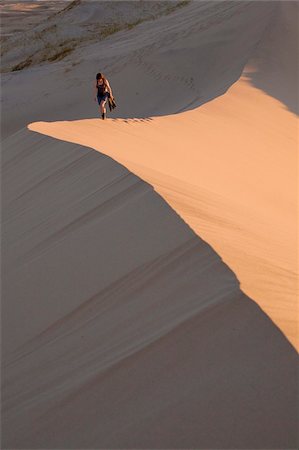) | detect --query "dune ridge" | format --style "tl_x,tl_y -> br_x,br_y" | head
28,1 -> 298,348
2,127 -> 298,449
